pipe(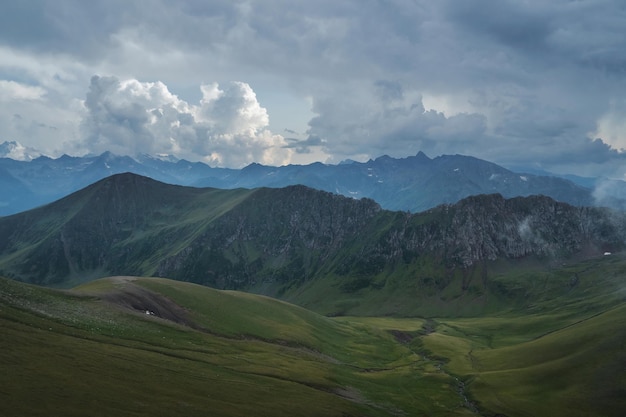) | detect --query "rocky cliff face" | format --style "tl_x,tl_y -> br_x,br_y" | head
356,194 -> 625,271
154,185 -> 383,288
